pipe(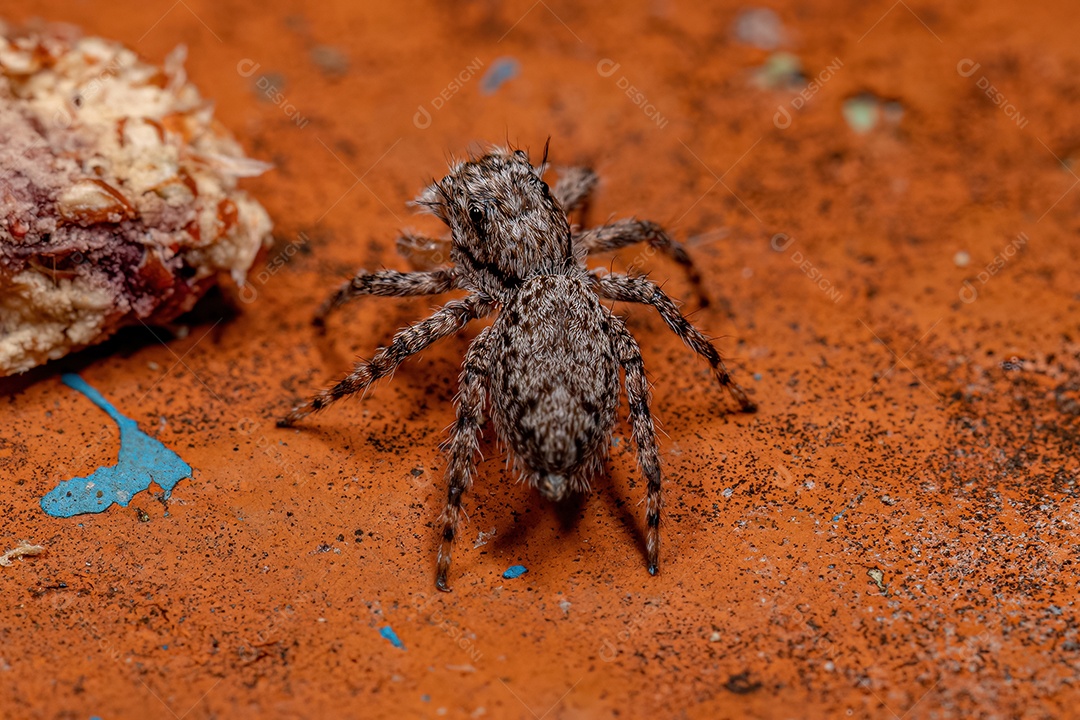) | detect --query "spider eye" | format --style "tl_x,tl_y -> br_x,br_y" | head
468,205 -> 485,227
